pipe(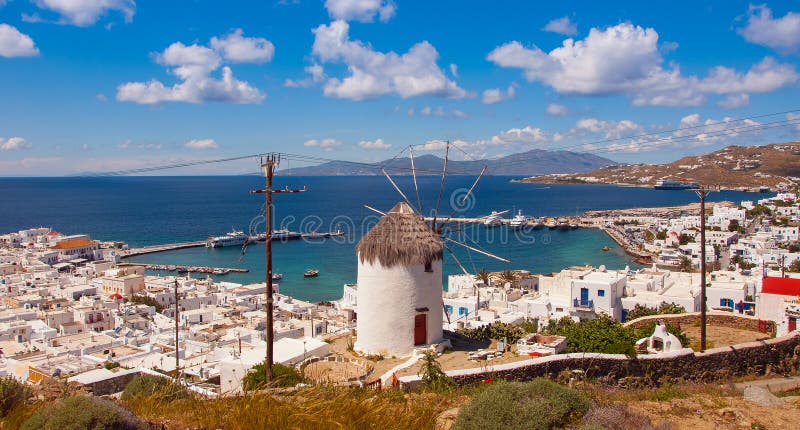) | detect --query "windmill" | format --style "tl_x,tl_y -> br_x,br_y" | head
355,141 -> 510,356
